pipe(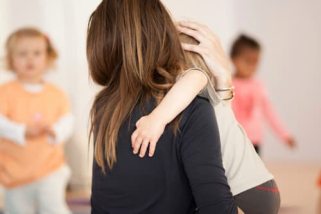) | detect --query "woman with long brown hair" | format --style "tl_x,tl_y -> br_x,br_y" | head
131,29 -> 281,214
87,0 -> 240,213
